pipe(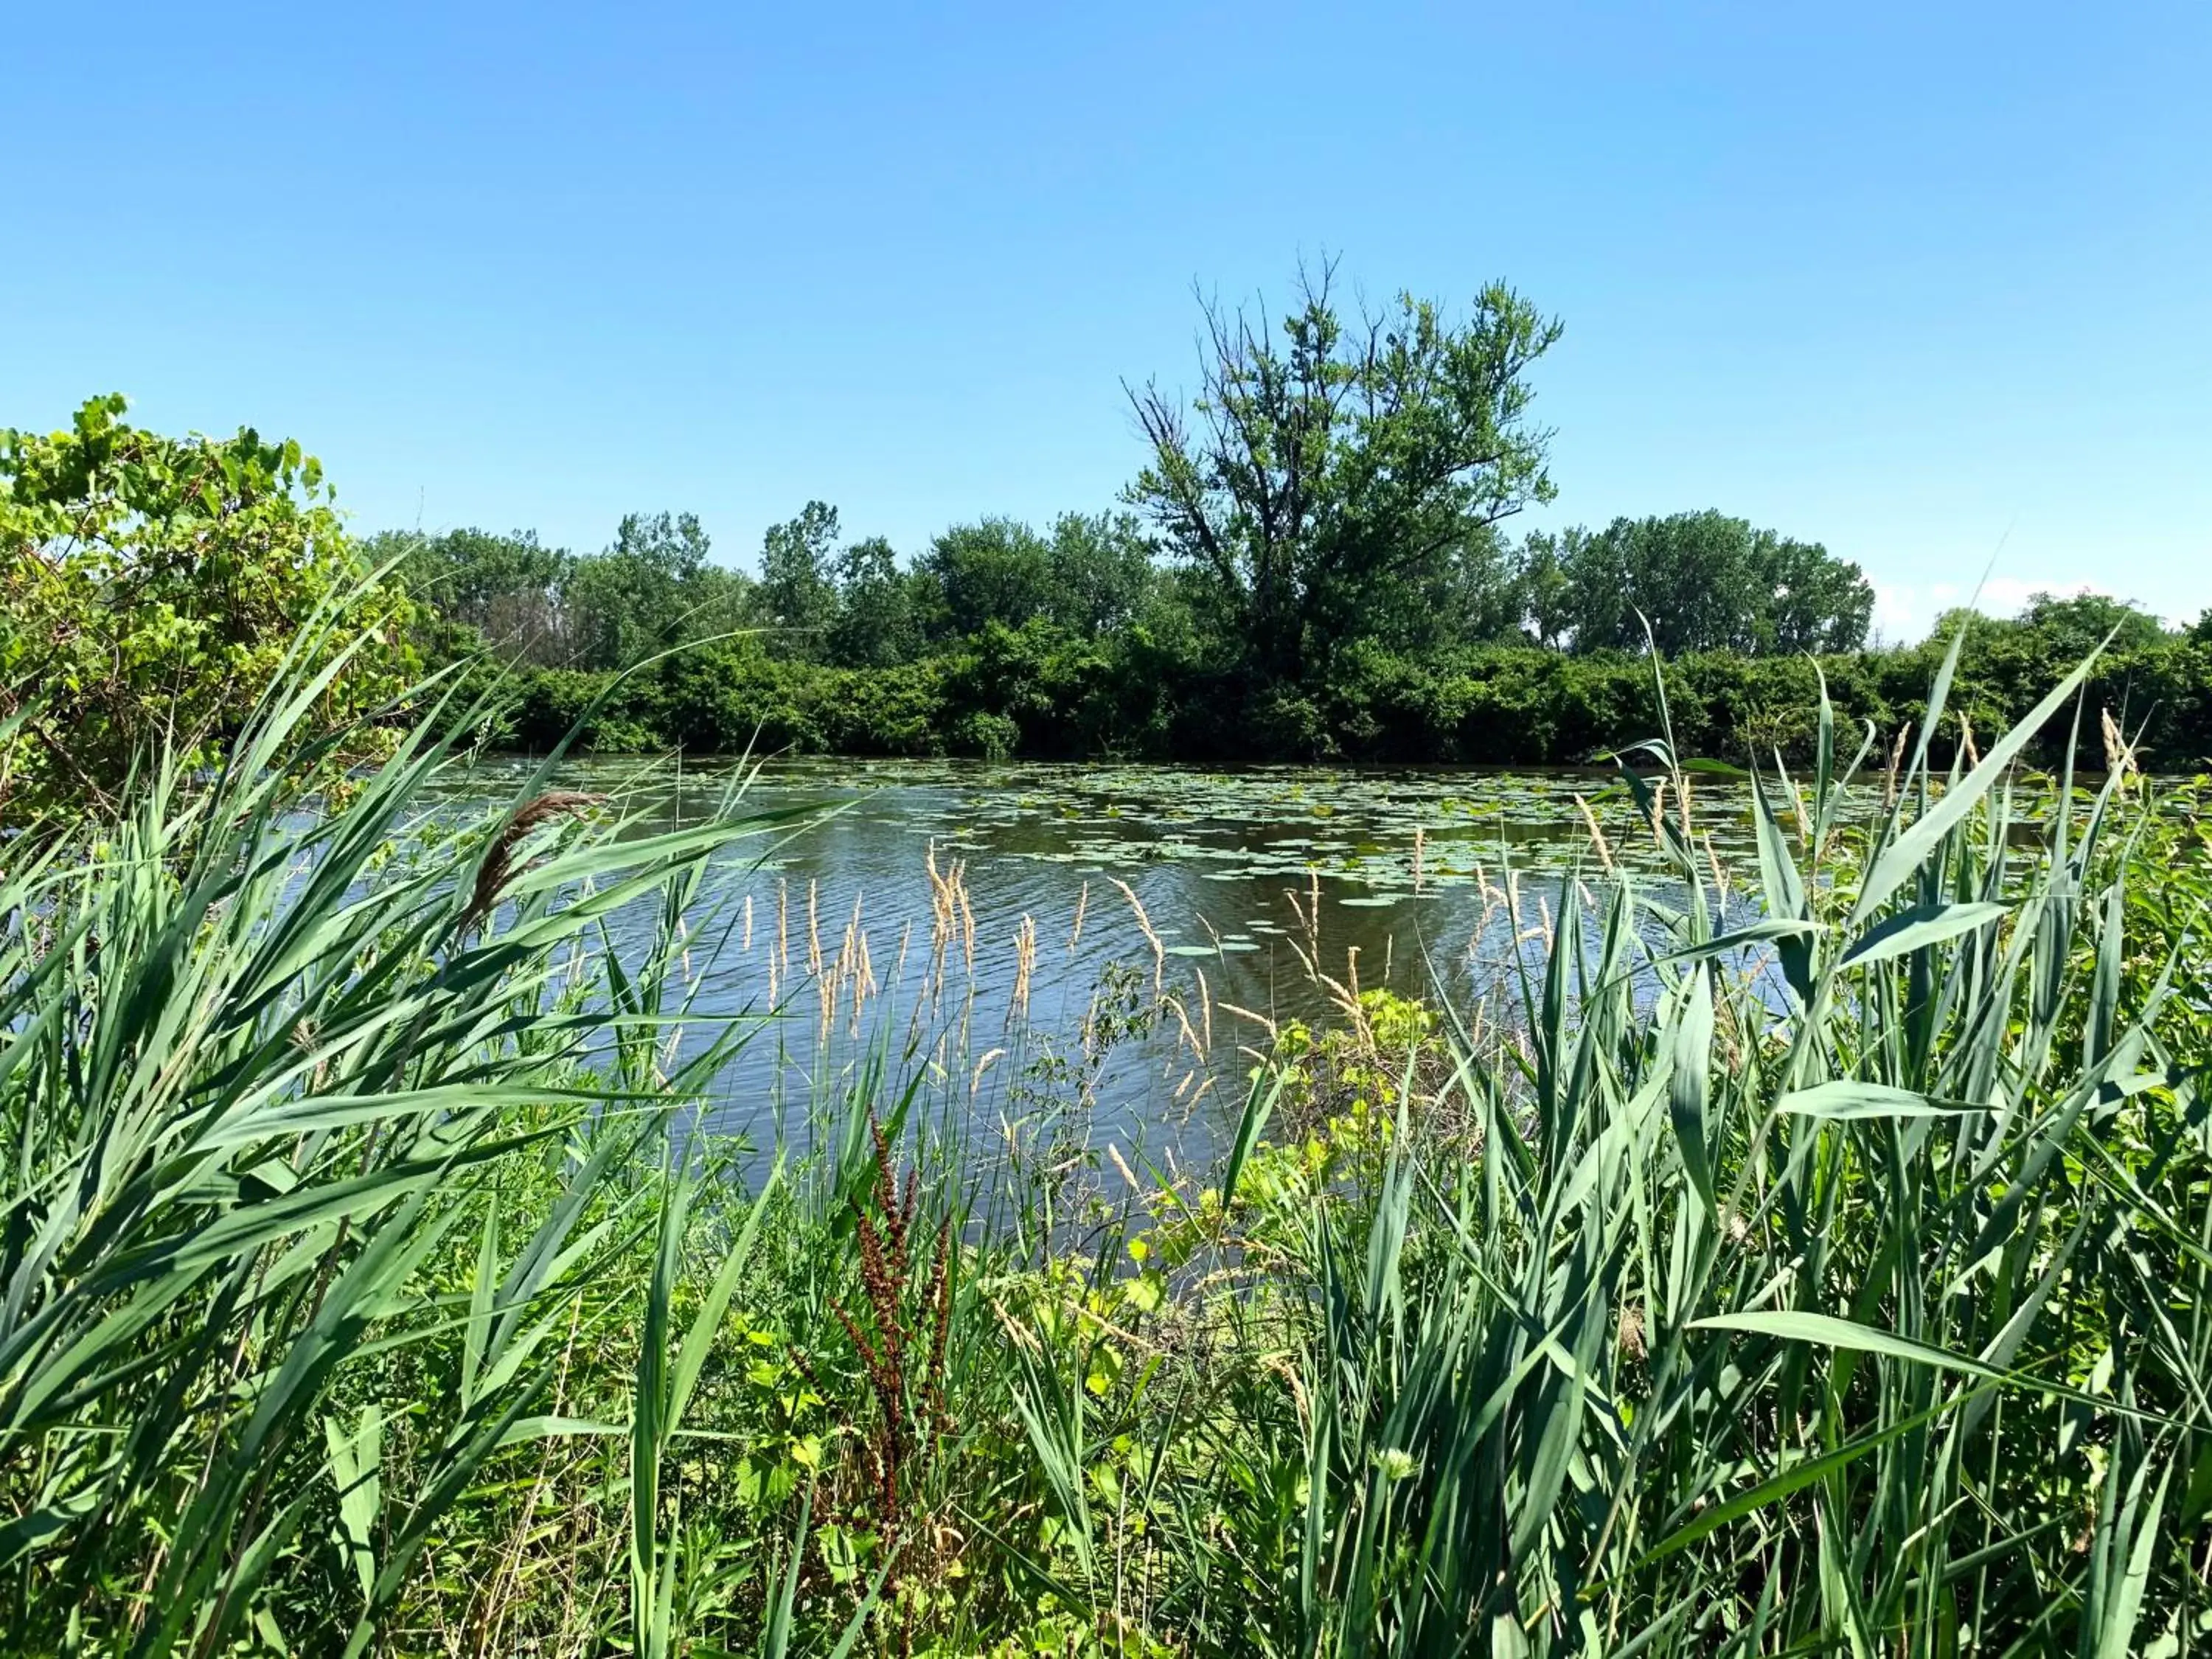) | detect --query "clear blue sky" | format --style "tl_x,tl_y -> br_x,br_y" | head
7,1 -> 2208,639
